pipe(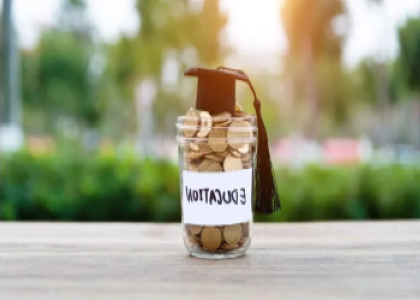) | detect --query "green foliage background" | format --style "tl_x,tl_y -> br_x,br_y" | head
2,151 -> 420,222
3,0 -> 420,222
